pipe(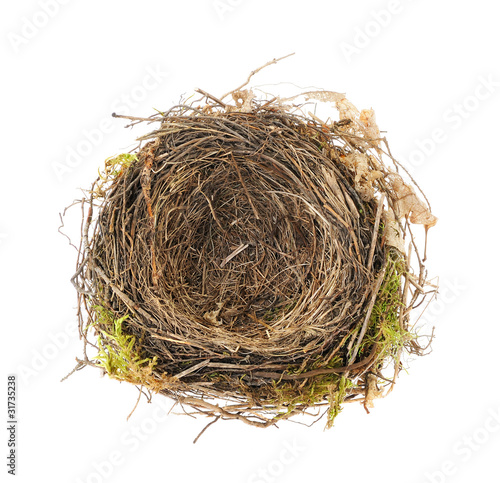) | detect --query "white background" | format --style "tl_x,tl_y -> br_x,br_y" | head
2,1 -> 499,482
